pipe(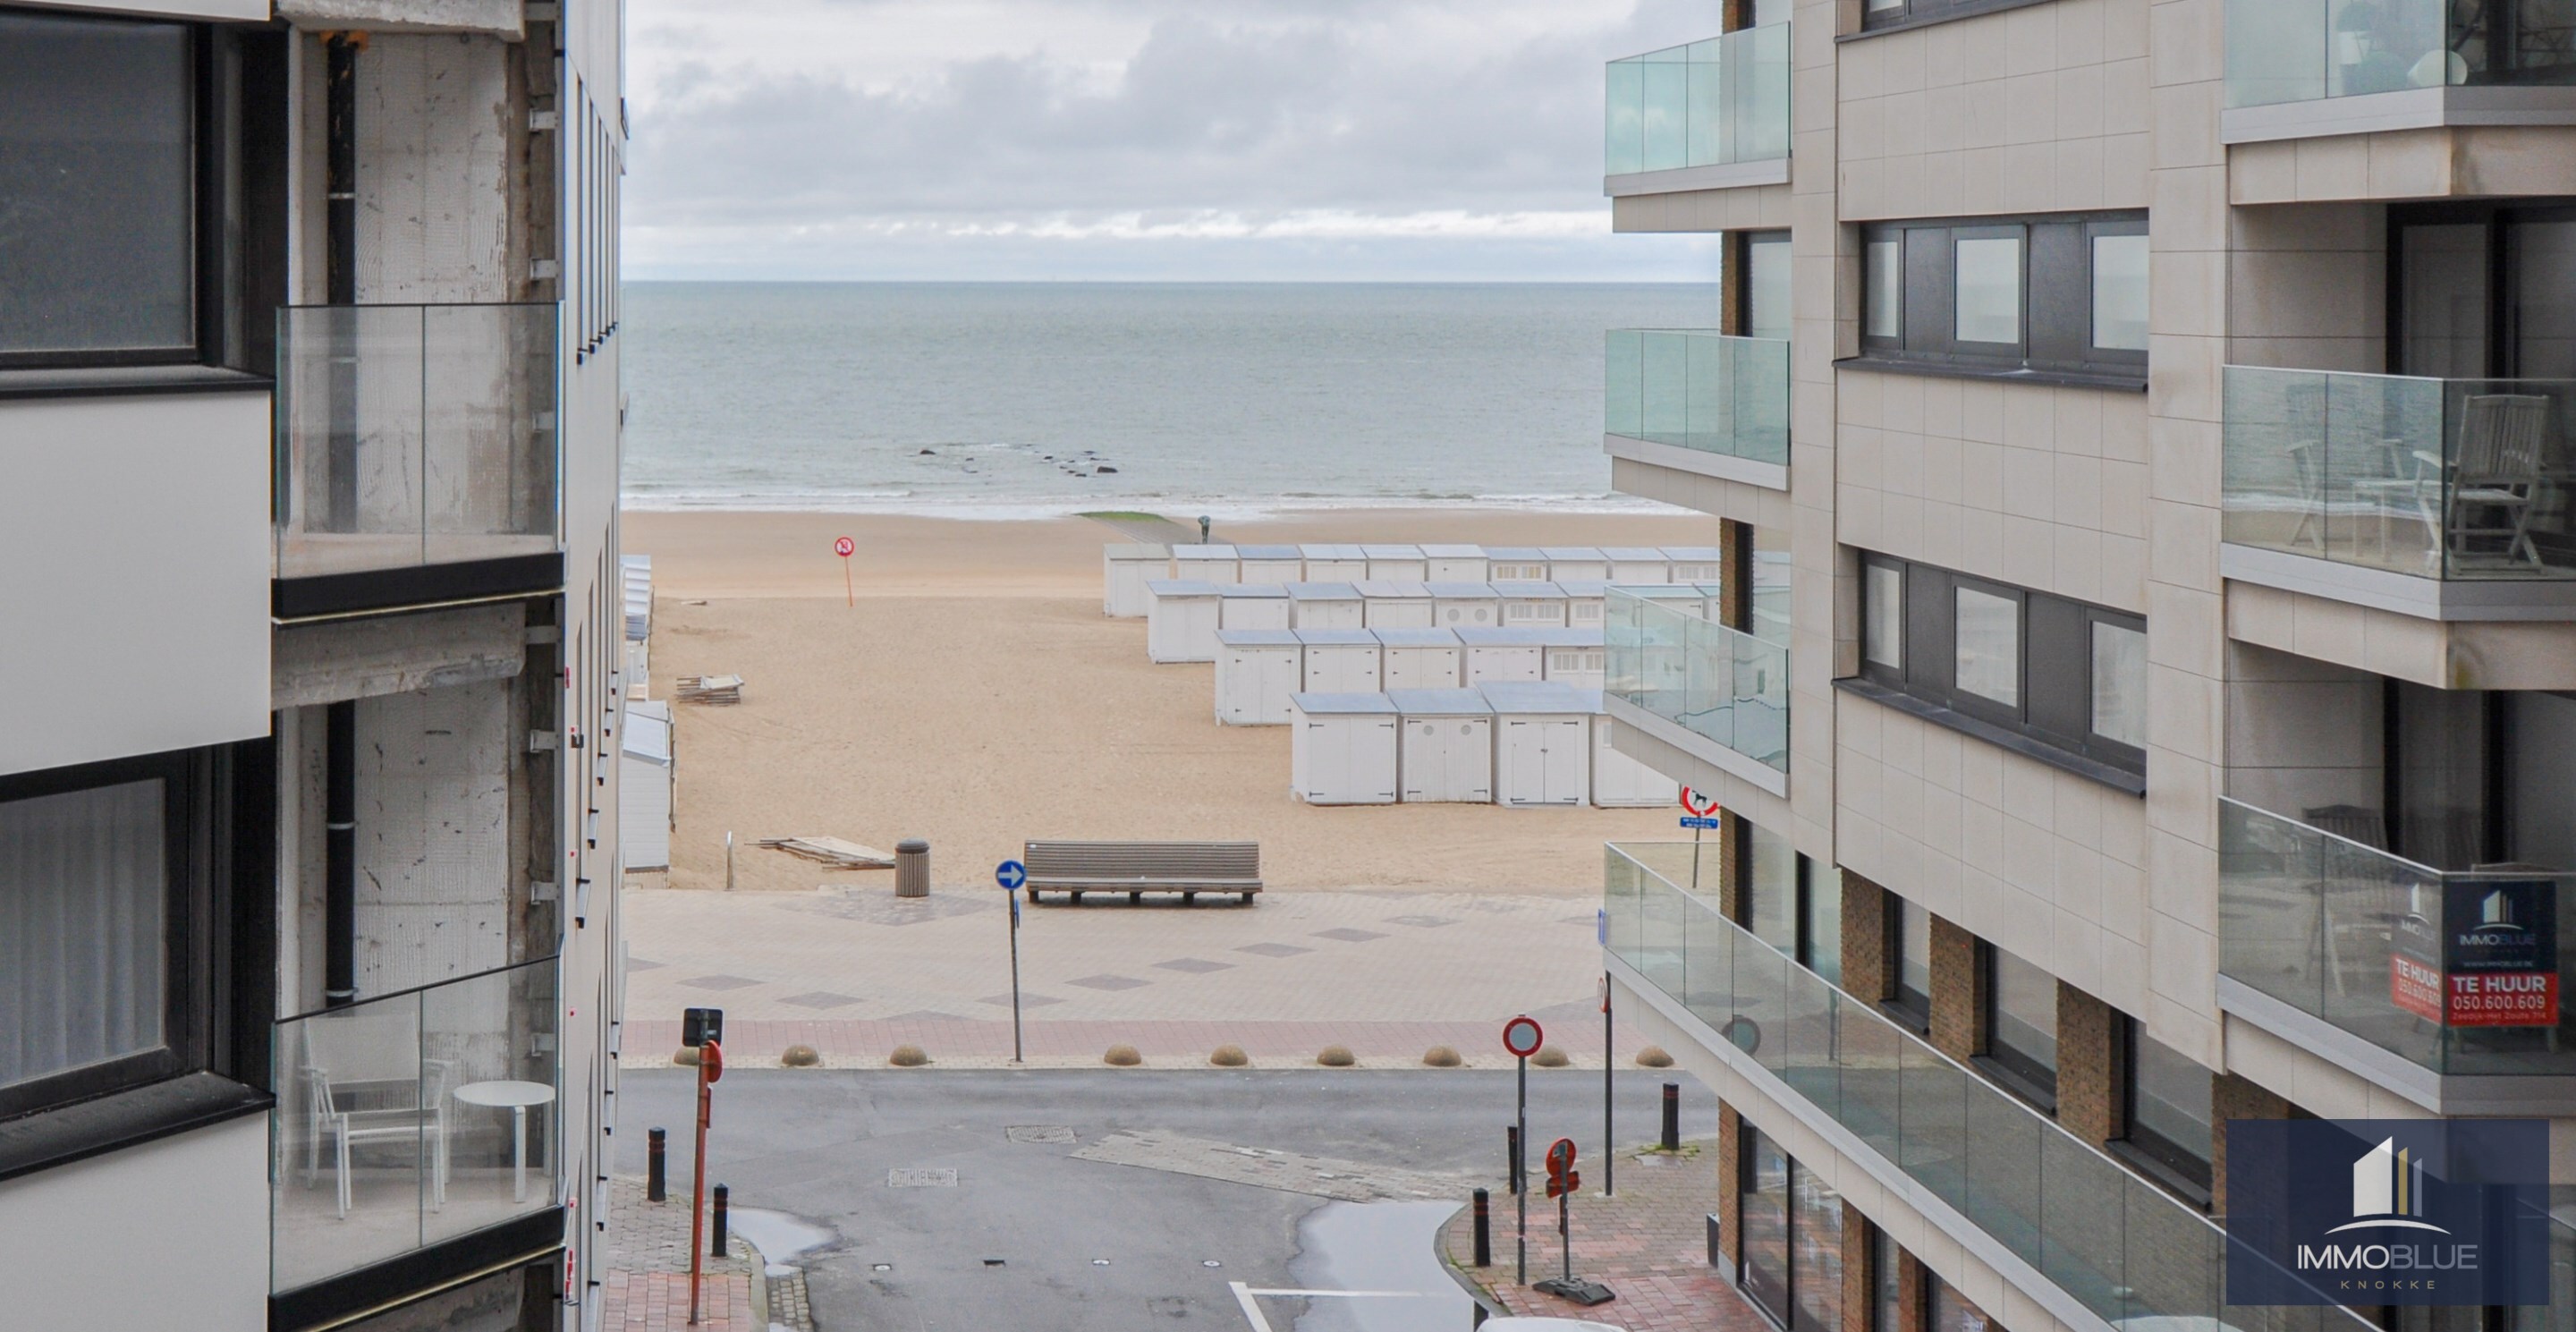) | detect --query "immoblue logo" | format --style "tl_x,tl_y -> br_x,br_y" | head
2226,1119 -> 2548,1306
